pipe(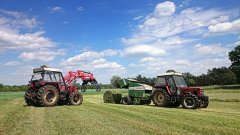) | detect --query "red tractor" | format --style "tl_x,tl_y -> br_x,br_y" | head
24,66 -> 100,107
152,72 -> 209,109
